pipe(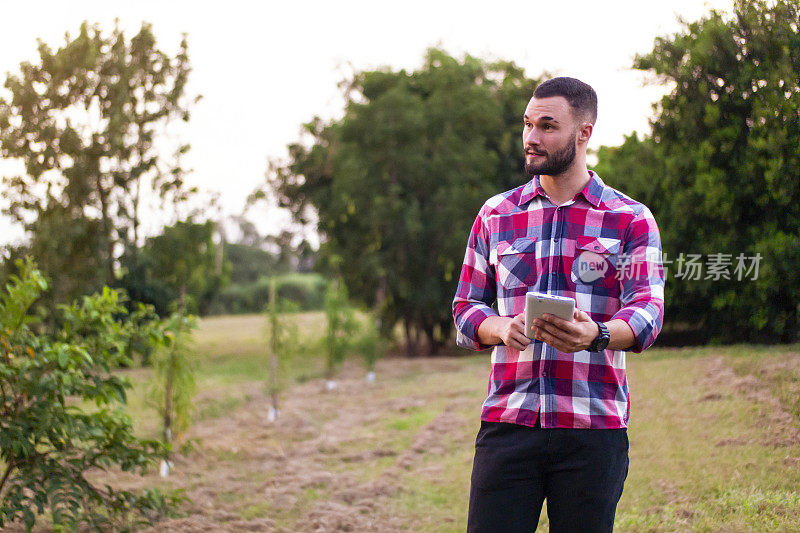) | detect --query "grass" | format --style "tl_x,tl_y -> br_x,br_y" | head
104,317 -> 800,531
614,345 -> 800,531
